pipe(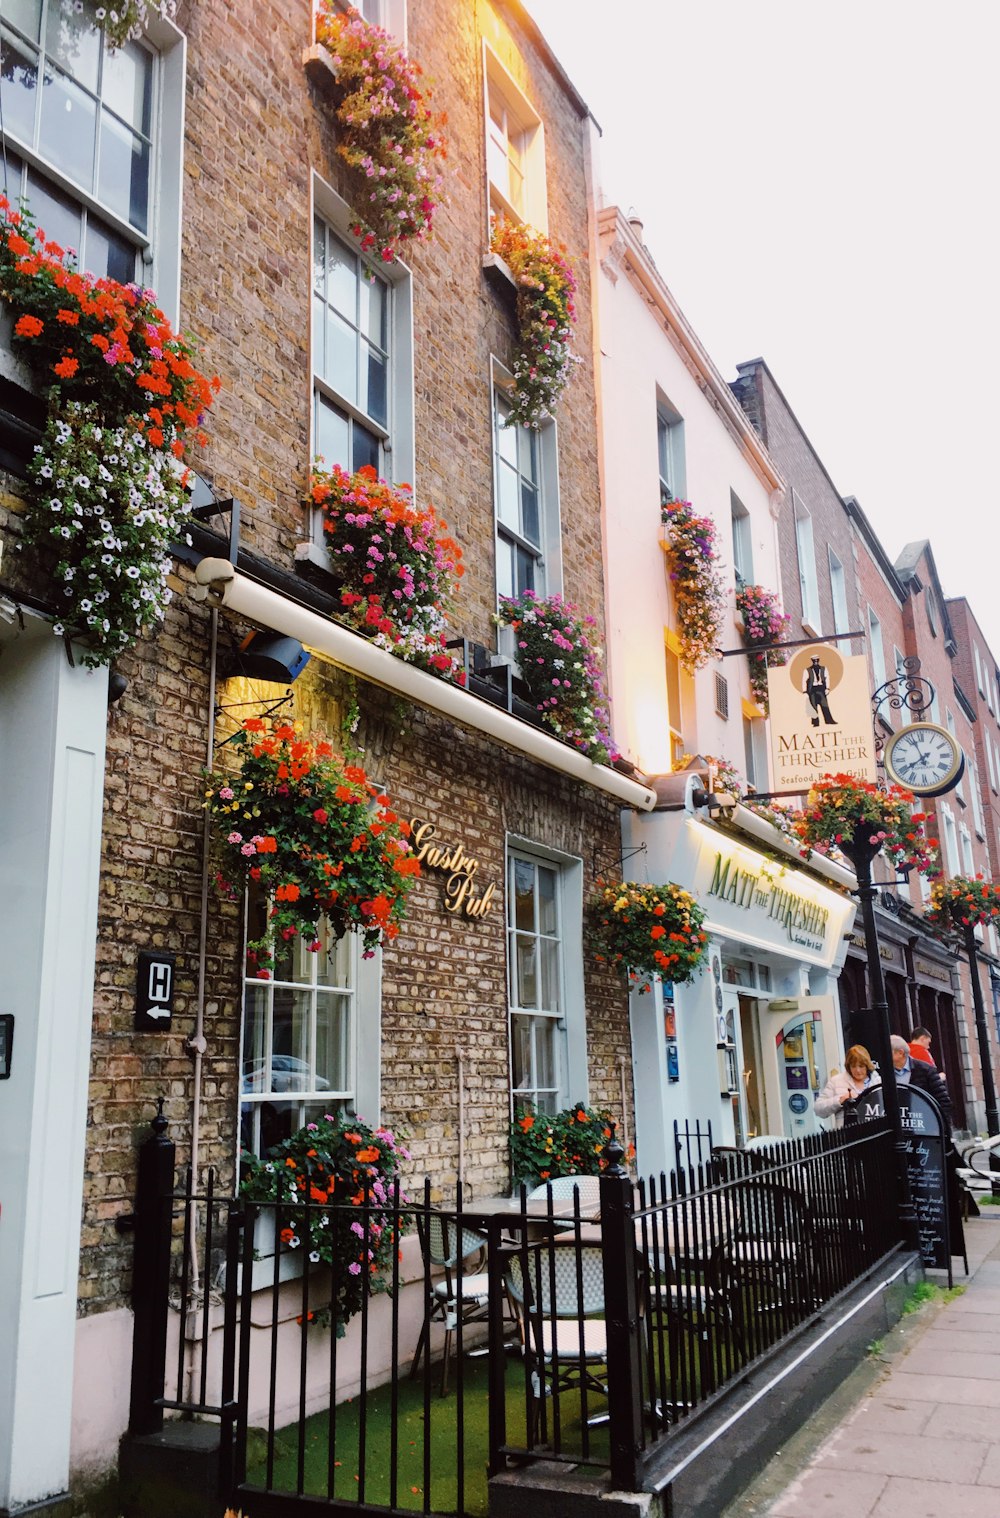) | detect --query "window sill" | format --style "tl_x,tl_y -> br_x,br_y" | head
801,619 -> 823,640
0,309 -> 41,397
302,42 -> 341,97
482,250 -> 518,300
